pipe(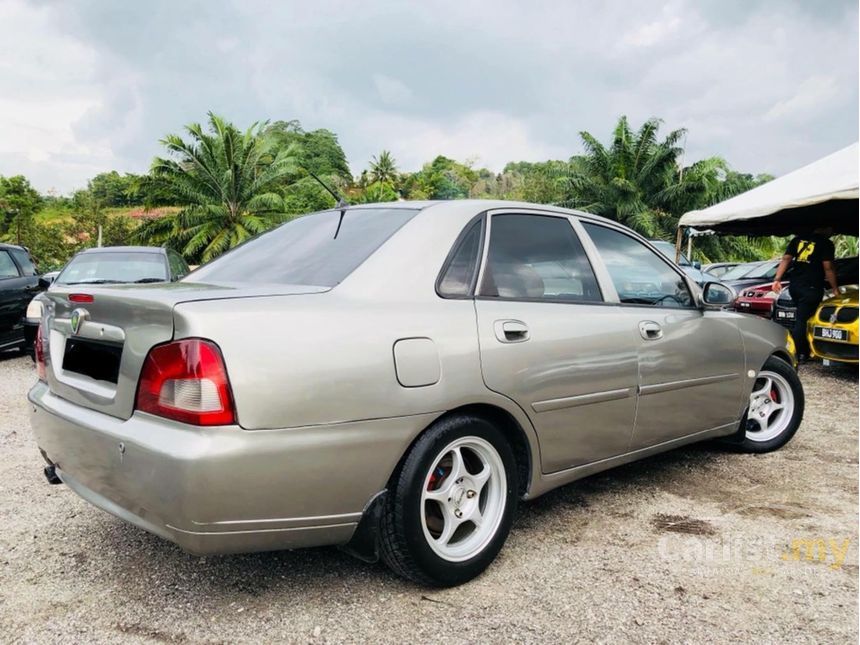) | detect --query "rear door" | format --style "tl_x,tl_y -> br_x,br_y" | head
580,222 -> 746,448
474,210 -> 639,473
0,250 -> 28,347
